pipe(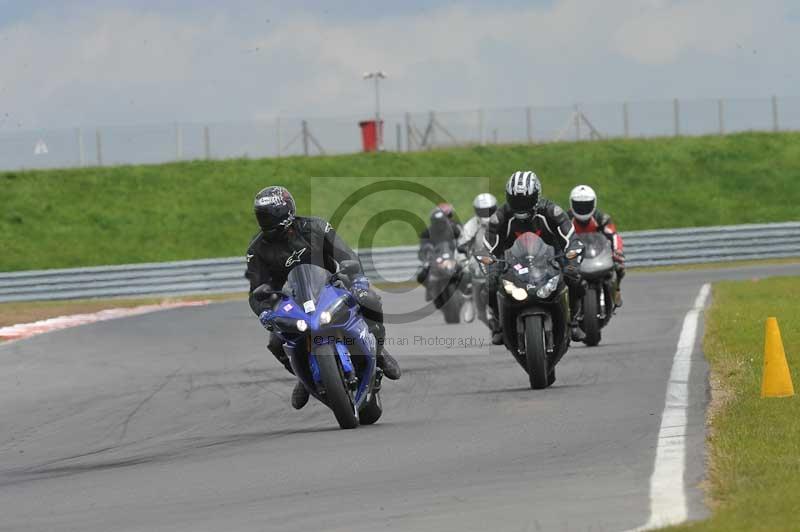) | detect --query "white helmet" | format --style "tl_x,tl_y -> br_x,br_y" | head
569,185 -> 597,222
473,193 -> 497,221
